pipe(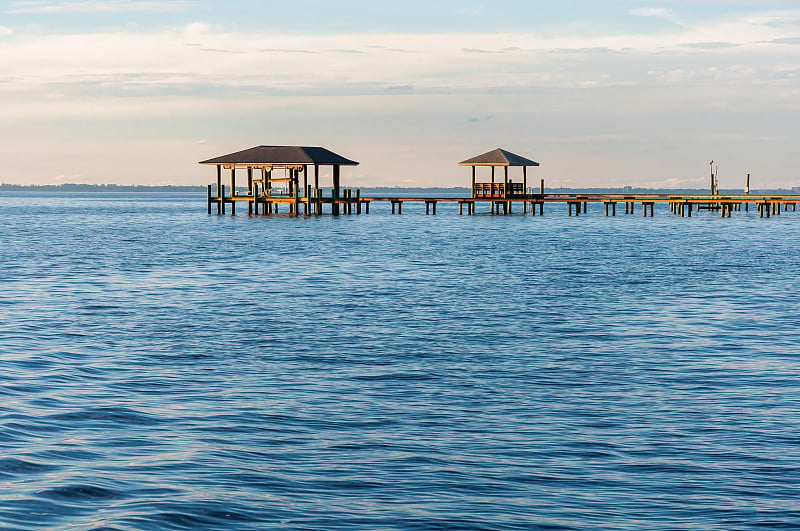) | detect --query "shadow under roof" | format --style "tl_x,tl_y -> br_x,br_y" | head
199,146 -> 359,166
459,148 -> 539,167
